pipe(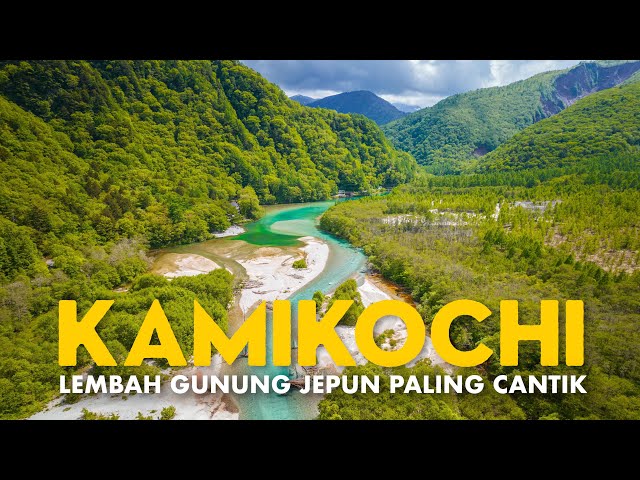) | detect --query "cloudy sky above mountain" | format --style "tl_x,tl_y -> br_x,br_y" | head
242,60 -> 581,108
